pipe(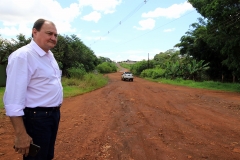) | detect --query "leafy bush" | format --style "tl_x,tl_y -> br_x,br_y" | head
140,69 -> 153,78
119,63 -> 132,69
96,62 -> 117,73
130,60 -> 154,76
140,68 -> 165,79
61,77 -> 81,86
67,67 -> 86,79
